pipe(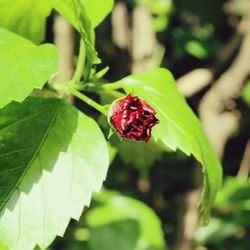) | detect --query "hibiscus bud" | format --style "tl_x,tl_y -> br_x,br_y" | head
109,94 -> 159,142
